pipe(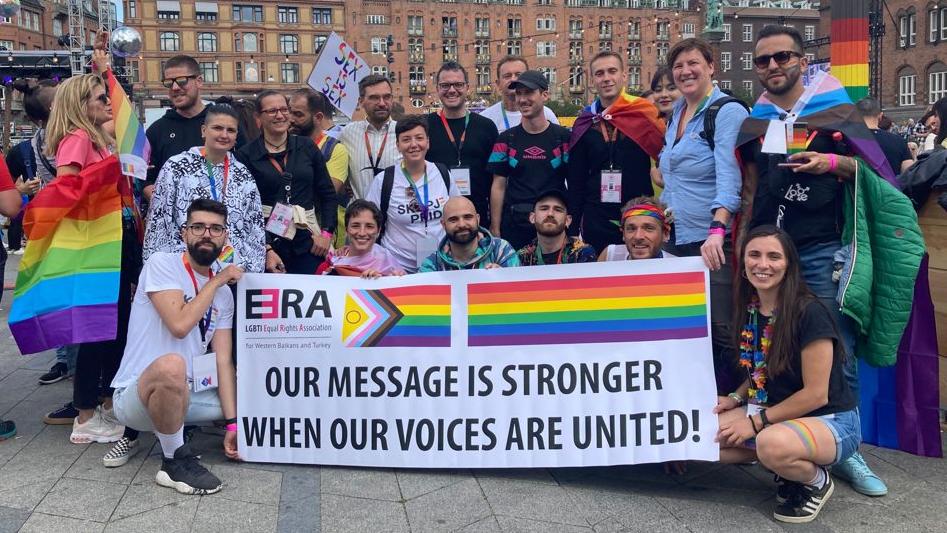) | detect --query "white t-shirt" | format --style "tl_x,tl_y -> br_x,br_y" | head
112,252 -> 234,389
604,244 -> 676,261
479,102 -> 559,134
365,161 -> 461,273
